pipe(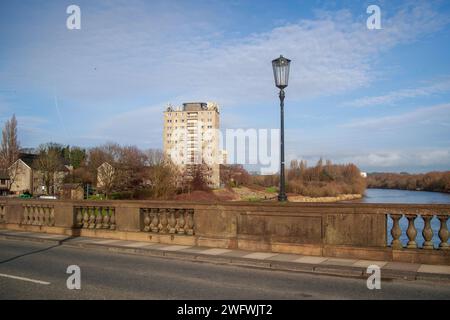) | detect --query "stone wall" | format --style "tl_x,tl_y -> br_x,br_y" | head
0,199 -> 448,265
